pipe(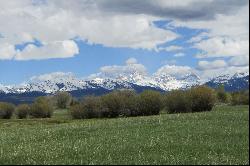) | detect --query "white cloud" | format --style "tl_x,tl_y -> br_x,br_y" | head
0,0 -> 248,63
155,65 -> 196,78
195,37 -> 249,58
196,58 -> 249,81
198,60 -> 227,70
187,32 -> 209,43
97,58 -> 147,78
0,0 -> 179,61
30,72 -> 75,82
173,4 -> 249,60
126,58 -> 138,65
15,40 -> 79,60
229,55 -> 249,66
173,5 -> 249,40
80,15 -> 178,50
174,53 -> 185,57
0,43 -> 16,60
199,66 -> 249,80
